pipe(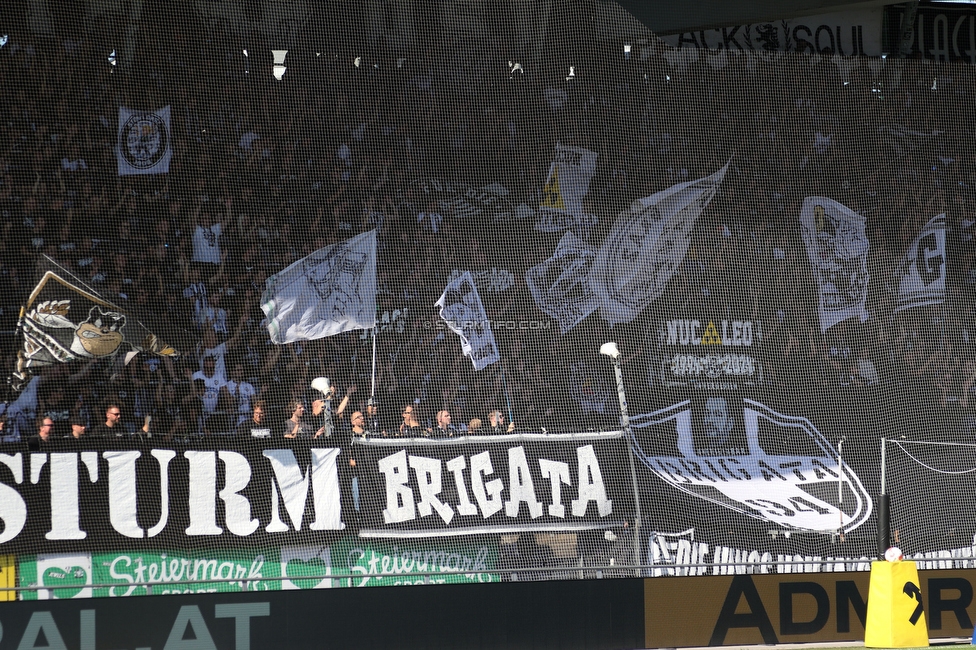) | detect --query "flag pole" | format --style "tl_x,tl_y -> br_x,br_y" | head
500,367 -> 514,423
370,325 -> 377,404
